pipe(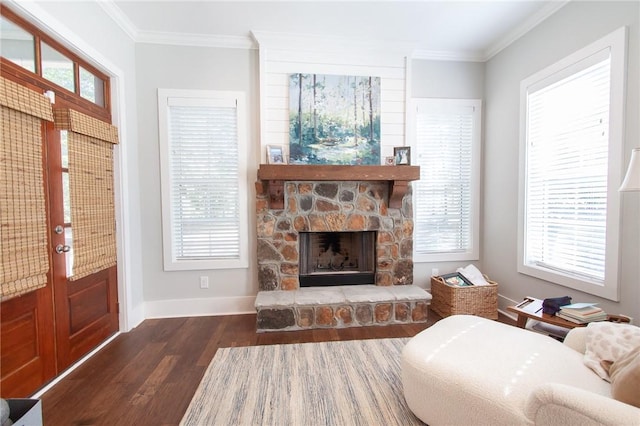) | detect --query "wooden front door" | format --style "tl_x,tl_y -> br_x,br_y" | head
0,105 -> 118,398
46,124 -> 119,372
